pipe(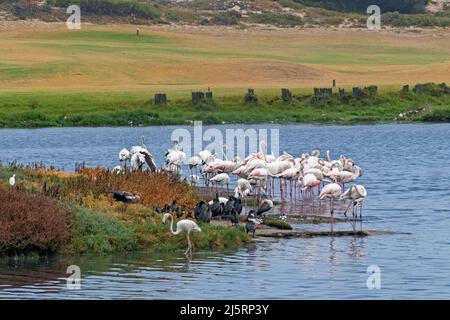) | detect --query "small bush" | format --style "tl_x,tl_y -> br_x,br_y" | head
263,216 -> 293,230
247,12 -> 304,27
47,0 -> 160,19
0,186 -> 70,254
